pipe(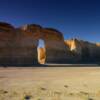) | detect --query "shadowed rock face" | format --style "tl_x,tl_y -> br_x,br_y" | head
0,22 -> 15,65
13,24 -> 42,65
65,39 -> 100,63
11,29 -> 37,65
0,22 -> 72,65
41,28 -> 72,63
0,22 -> 100,65
65,39 -> 84,61
0,23 -> 42,65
